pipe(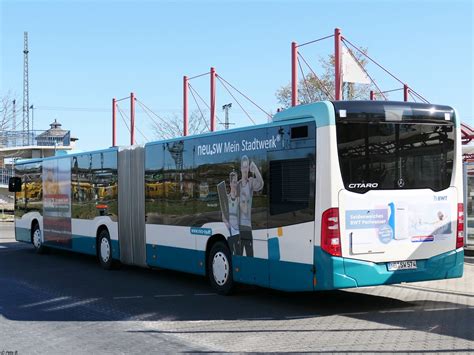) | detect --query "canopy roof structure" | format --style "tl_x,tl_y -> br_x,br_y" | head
461,123 -> 474,145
